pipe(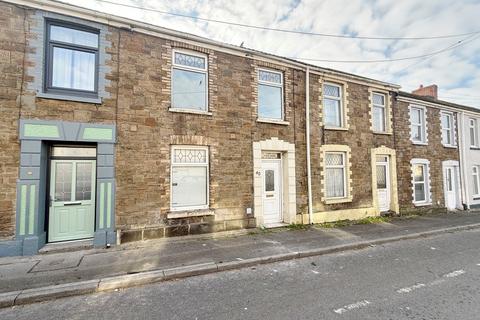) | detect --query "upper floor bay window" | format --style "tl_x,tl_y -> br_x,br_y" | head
470,118 -> 478,148
441,112 -> 455,147
258,69 -> 284,120
410,106 -> 427,144
171,146 -> 209,210
325,152 -> 347,199
372,92 -> 387,132
45,21 -> 99,96
172,50 -> 208,111
323,83 -> 344,128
